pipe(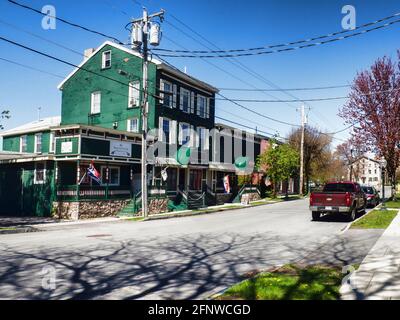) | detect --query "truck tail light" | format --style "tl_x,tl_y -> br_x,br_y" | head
345,192 -> 351,207
310,194 -> 314,206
